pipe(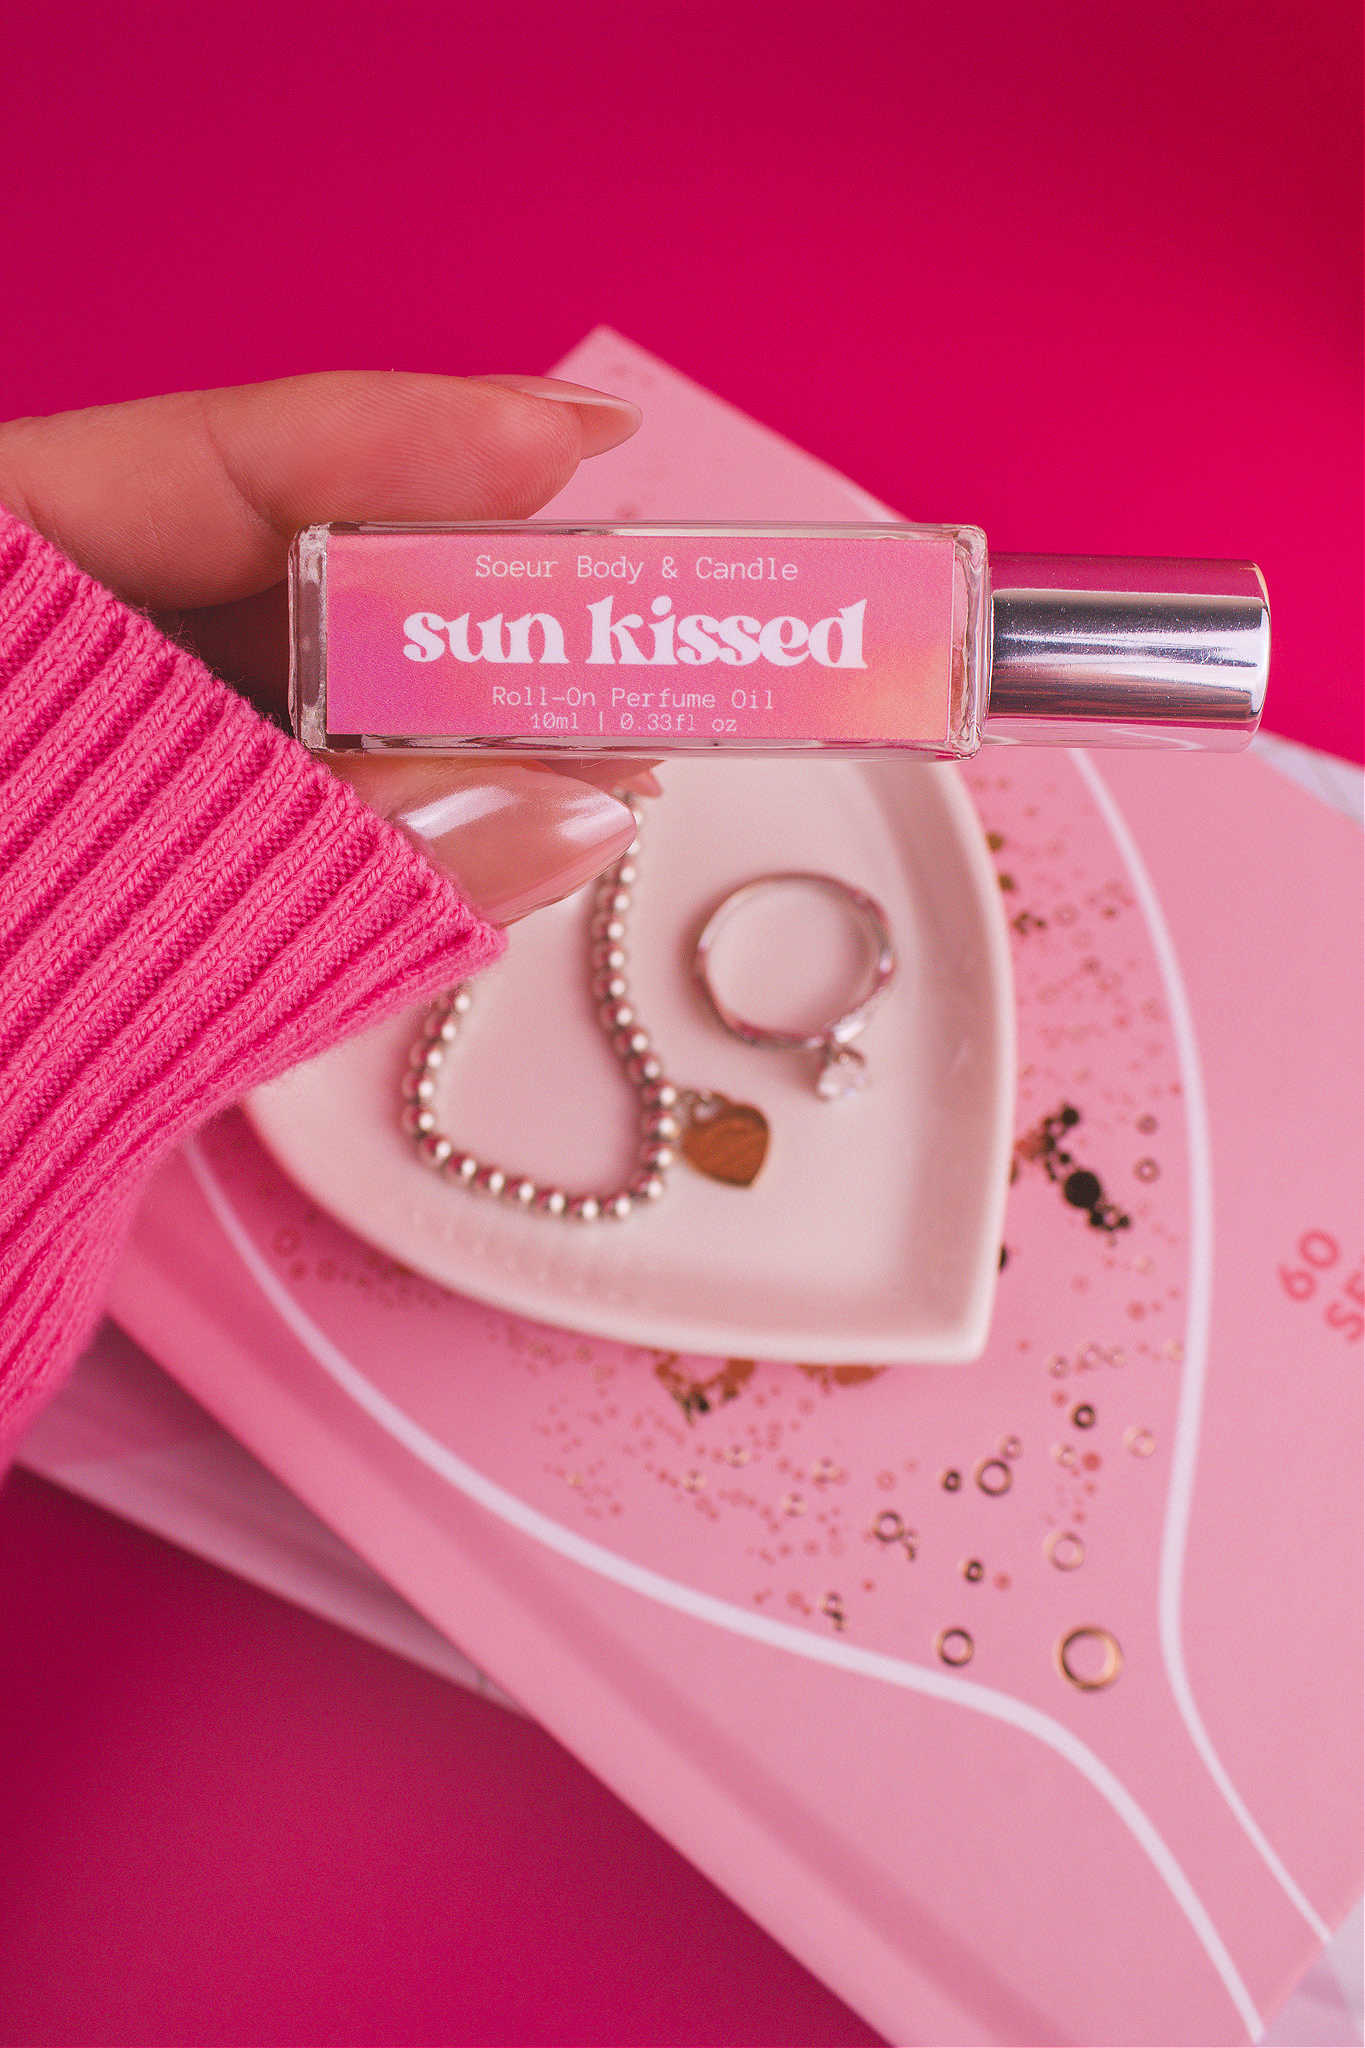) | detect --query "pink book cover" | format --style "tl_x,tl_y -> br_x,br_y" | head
103,333 -> 1362,2047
